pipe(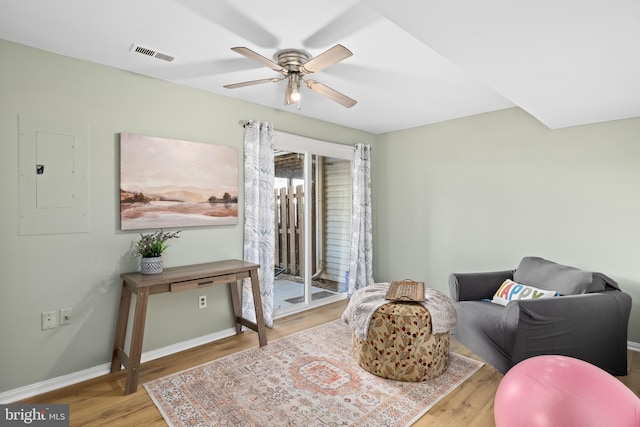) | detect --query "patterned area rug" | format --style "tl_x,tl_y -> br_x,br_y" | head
145,320 -> 483,427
